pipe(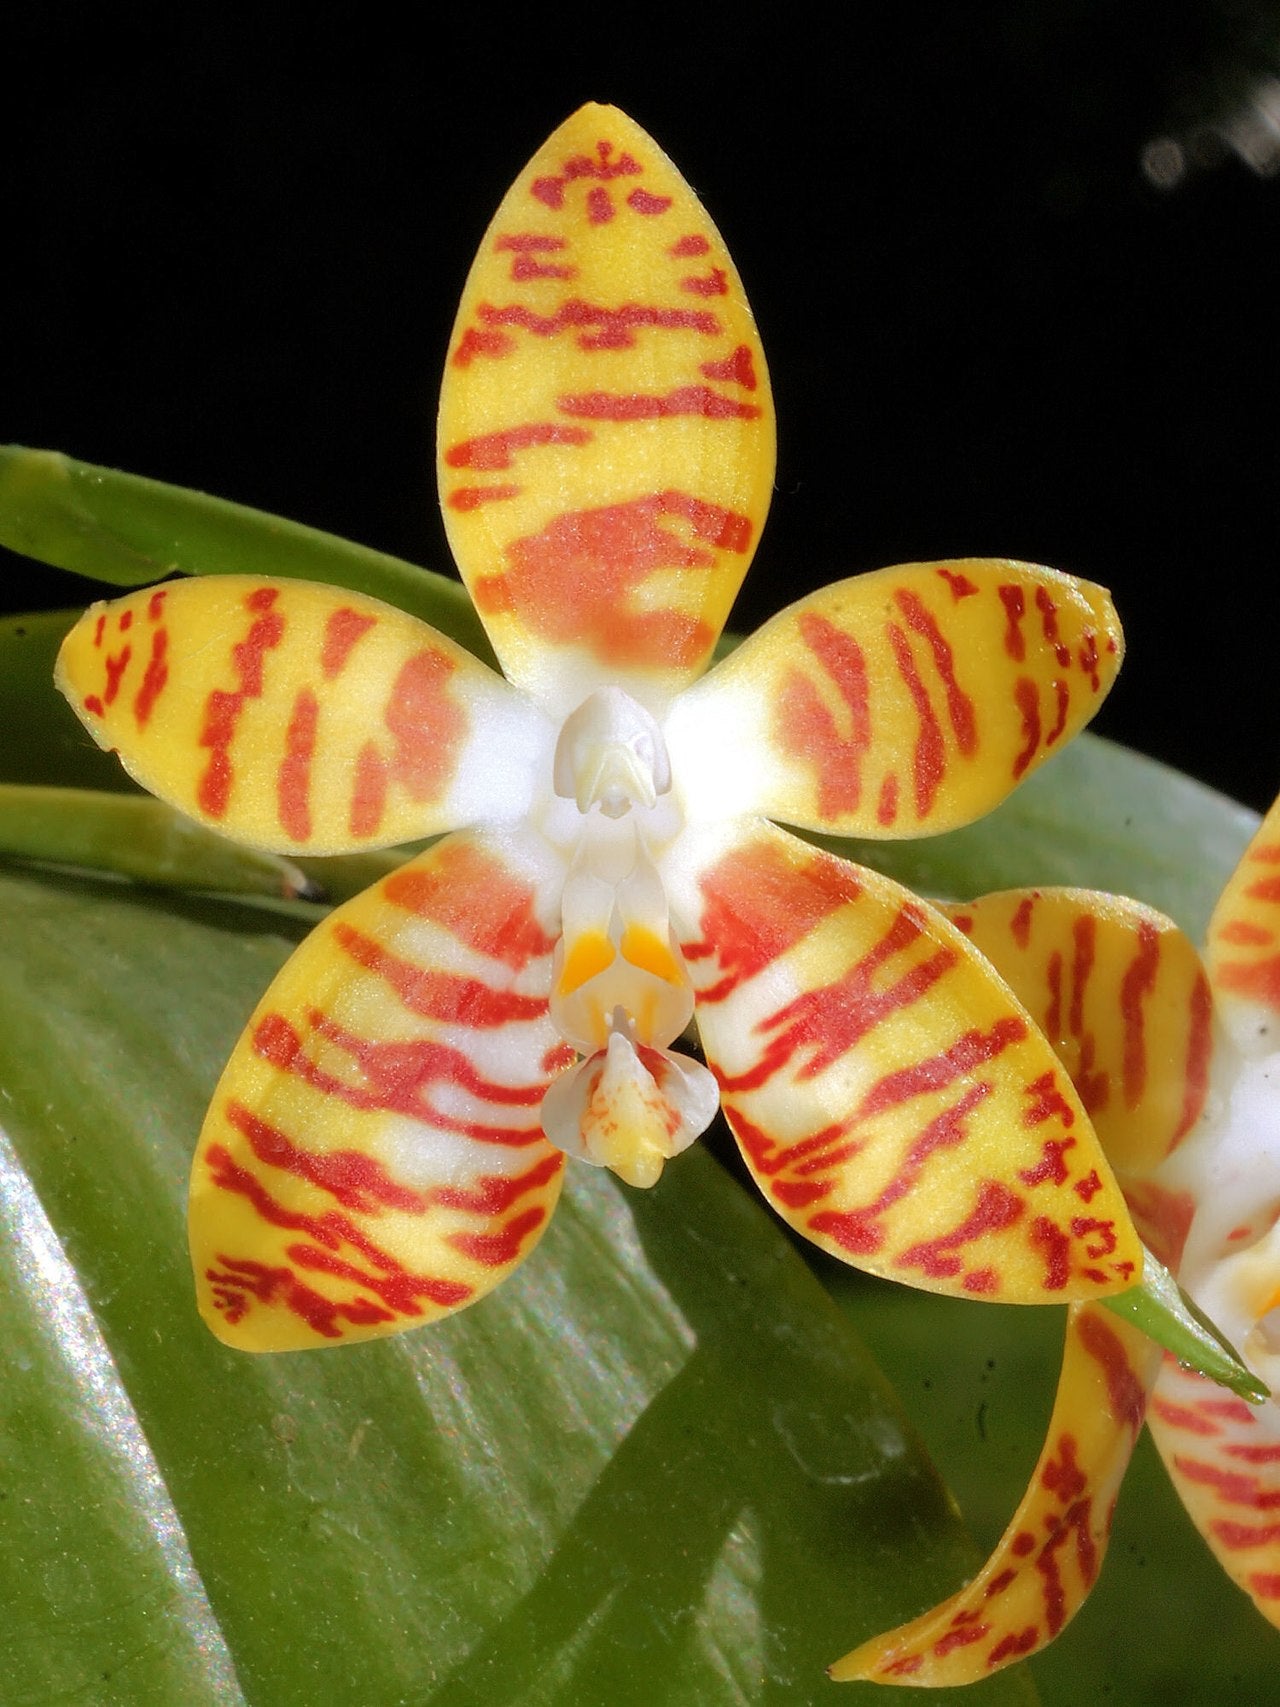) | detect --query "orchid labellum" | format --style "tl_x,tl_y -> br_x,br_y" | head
838,794 -> 1280,1684
55,105 -> 1139,1376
